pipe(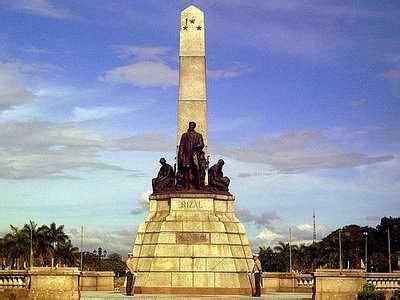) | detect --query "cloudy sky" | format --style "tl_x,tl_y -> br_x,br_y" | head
0,0 -> 399,255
